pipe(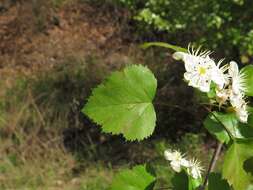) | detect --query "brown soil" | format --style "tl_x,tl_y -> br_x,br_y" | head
0,0 -> 132,75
